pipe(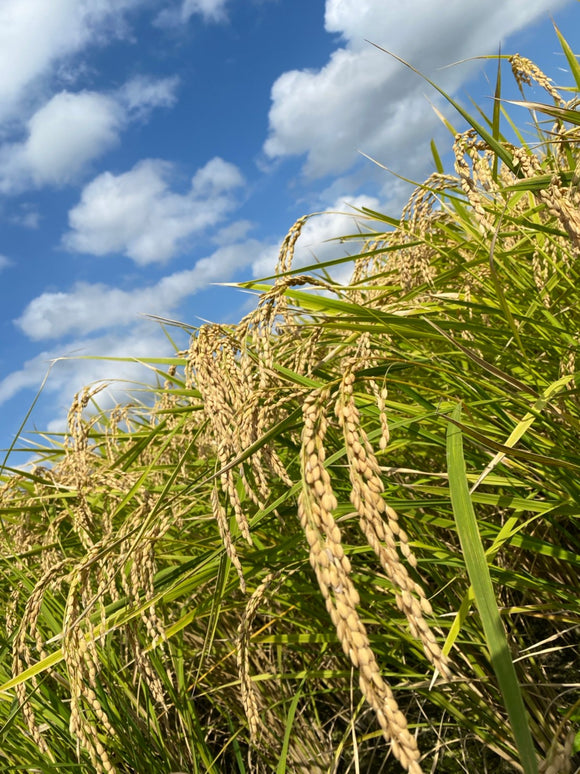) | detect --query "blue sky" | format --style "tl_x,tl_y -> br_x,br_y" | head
0,0 -> 577,461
